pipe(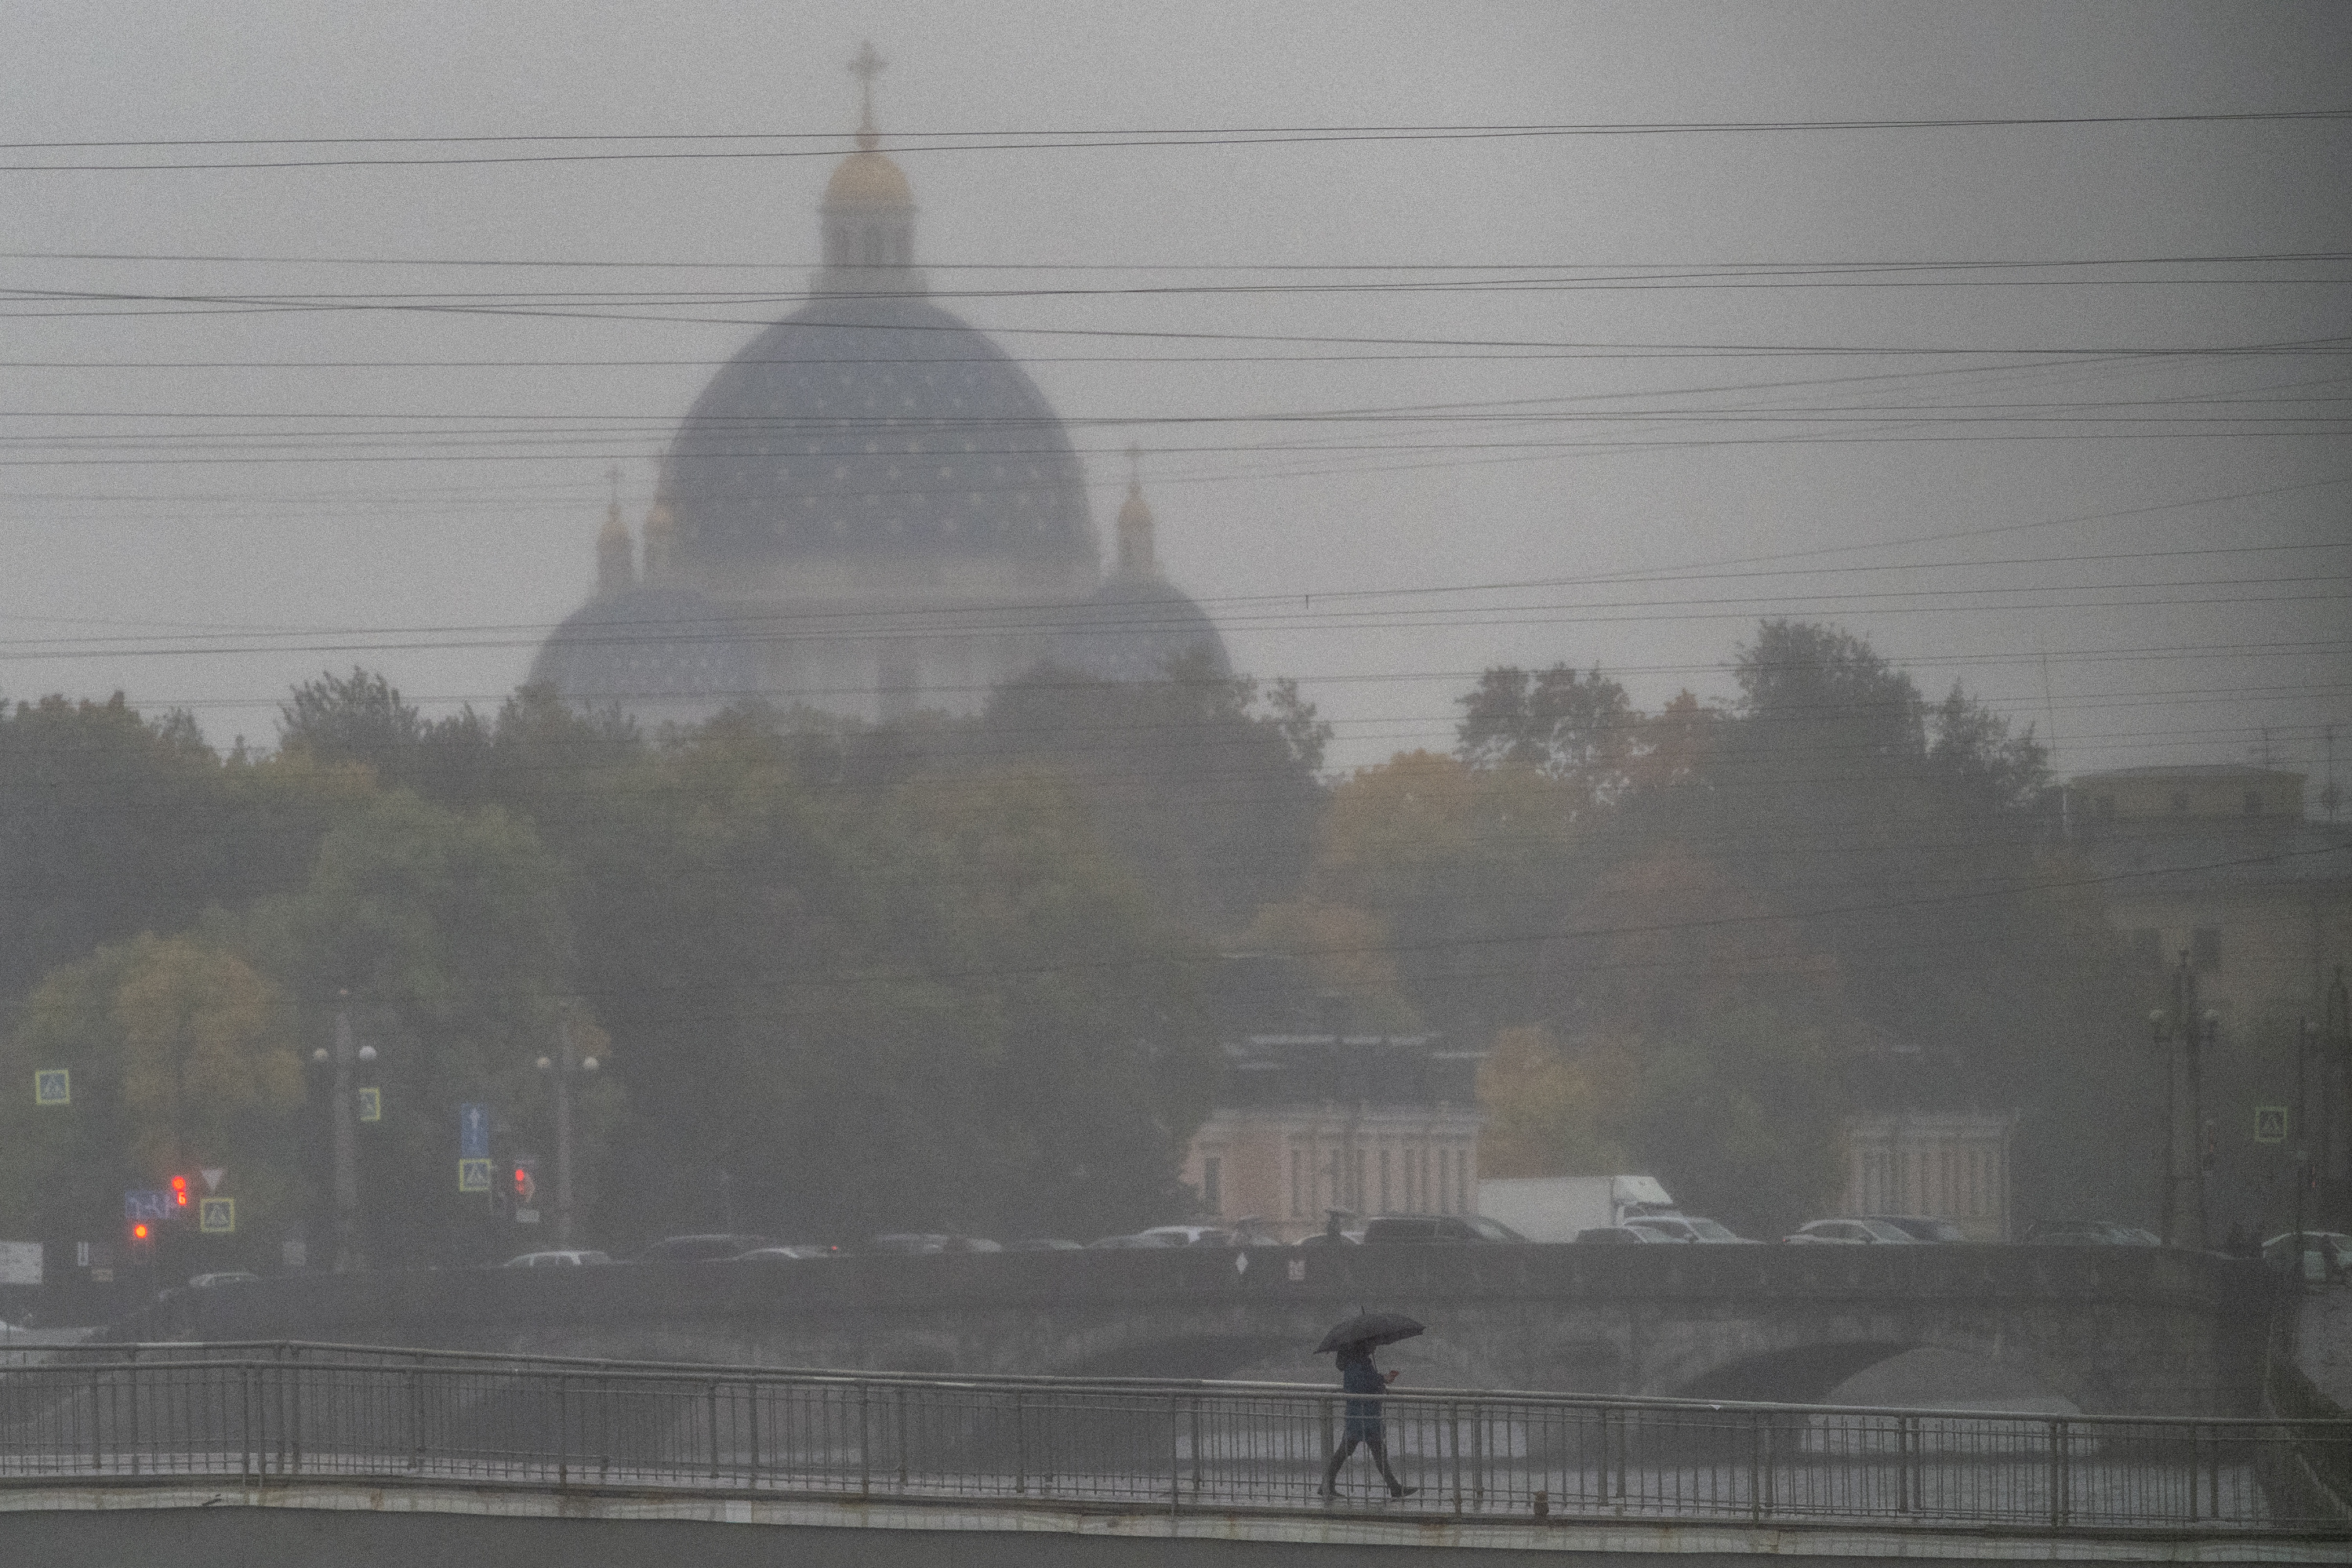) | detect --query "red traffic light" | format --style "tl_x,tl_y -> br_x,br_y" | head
170,1175 -> 189,1207
131,1222 -> 150,1240
512,1166 -> 536,1203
